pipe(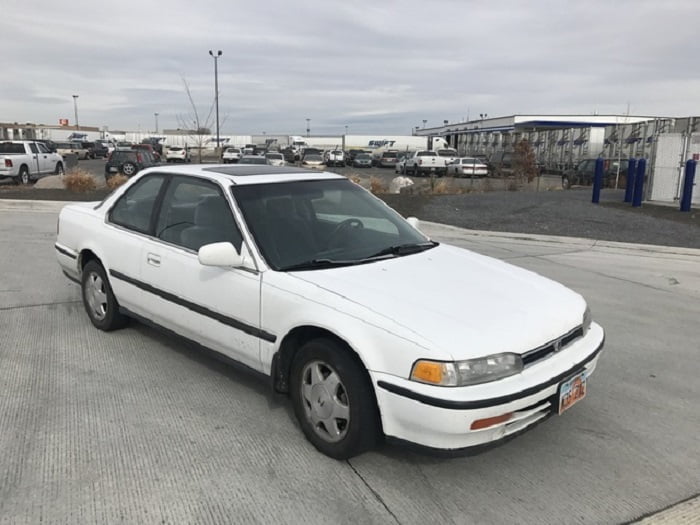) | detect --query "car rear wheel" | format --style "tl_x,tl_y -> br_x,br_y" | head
121,162 -> 137,176
55,162 -> 64,176
15,166 -> 30,185
81,261 -> 128,331
290,338 -> 379,459
562,175 -> 571,190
